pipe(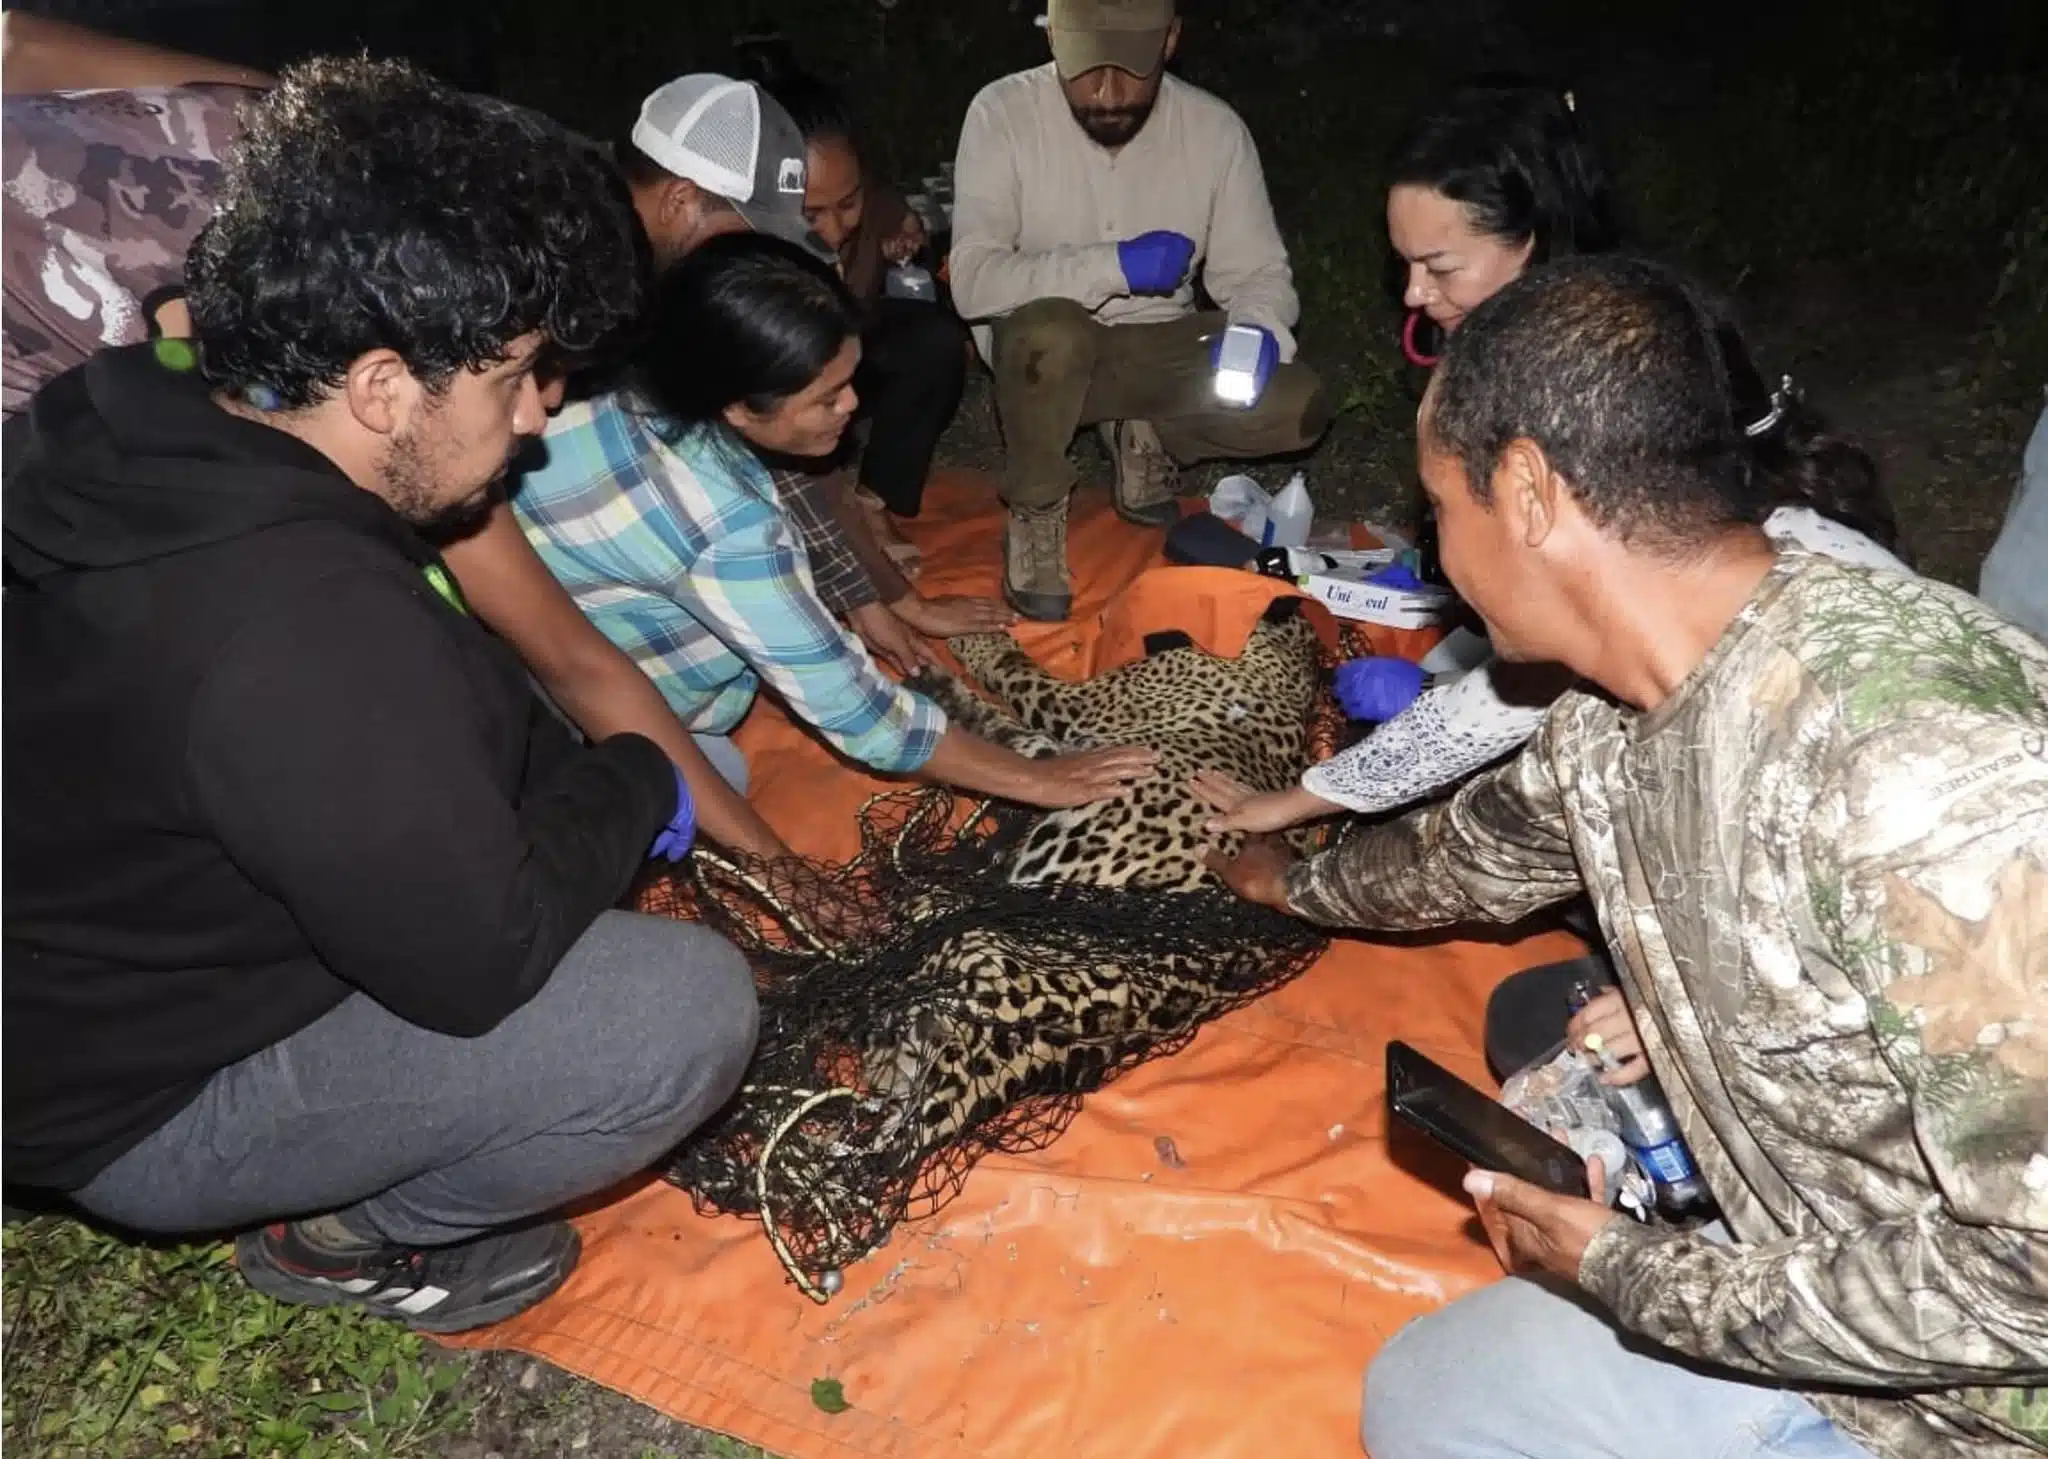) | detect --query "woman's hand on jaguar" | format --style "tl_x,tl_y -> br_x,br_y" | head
1191,770 -> 1338,834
